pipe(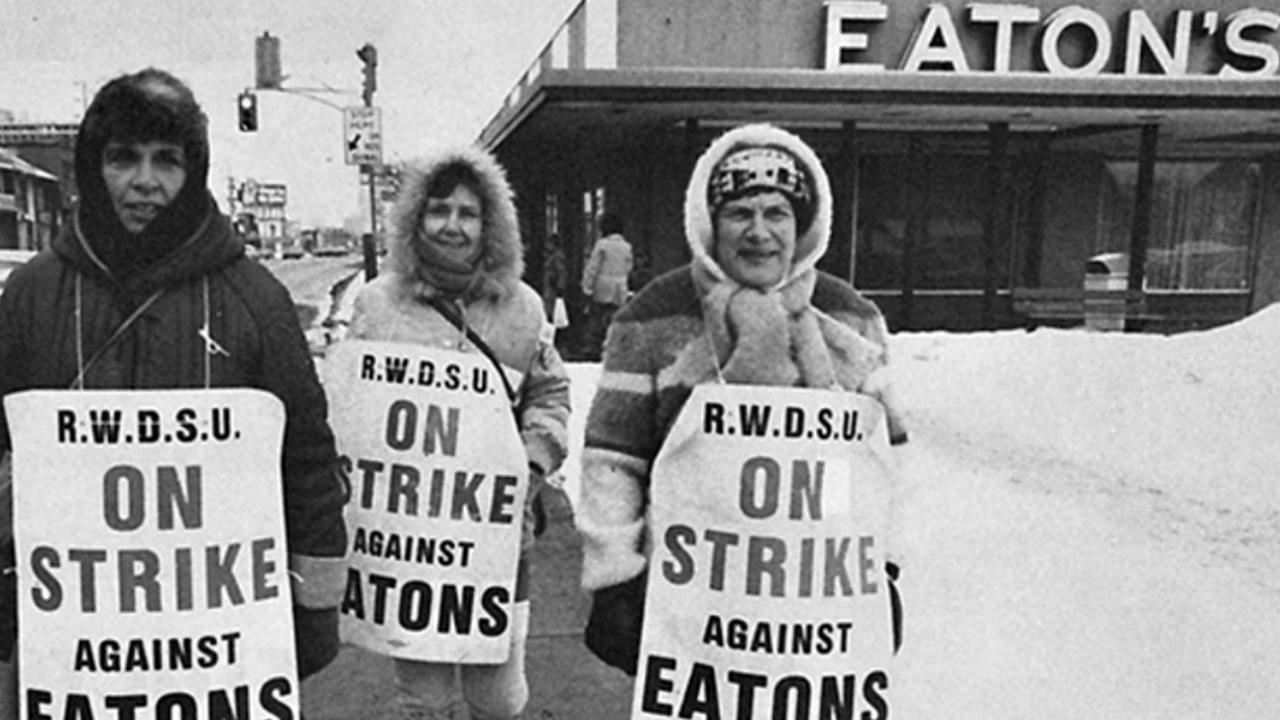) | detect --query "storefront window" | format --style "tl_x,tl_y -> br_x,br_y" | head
854,154 -> 911,291
855,152 -> 1032,291
1098,160 -> 1257,291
